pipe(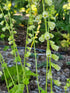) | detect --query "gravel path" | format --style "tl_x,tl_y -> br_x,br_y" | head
0,47 -> 70,93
